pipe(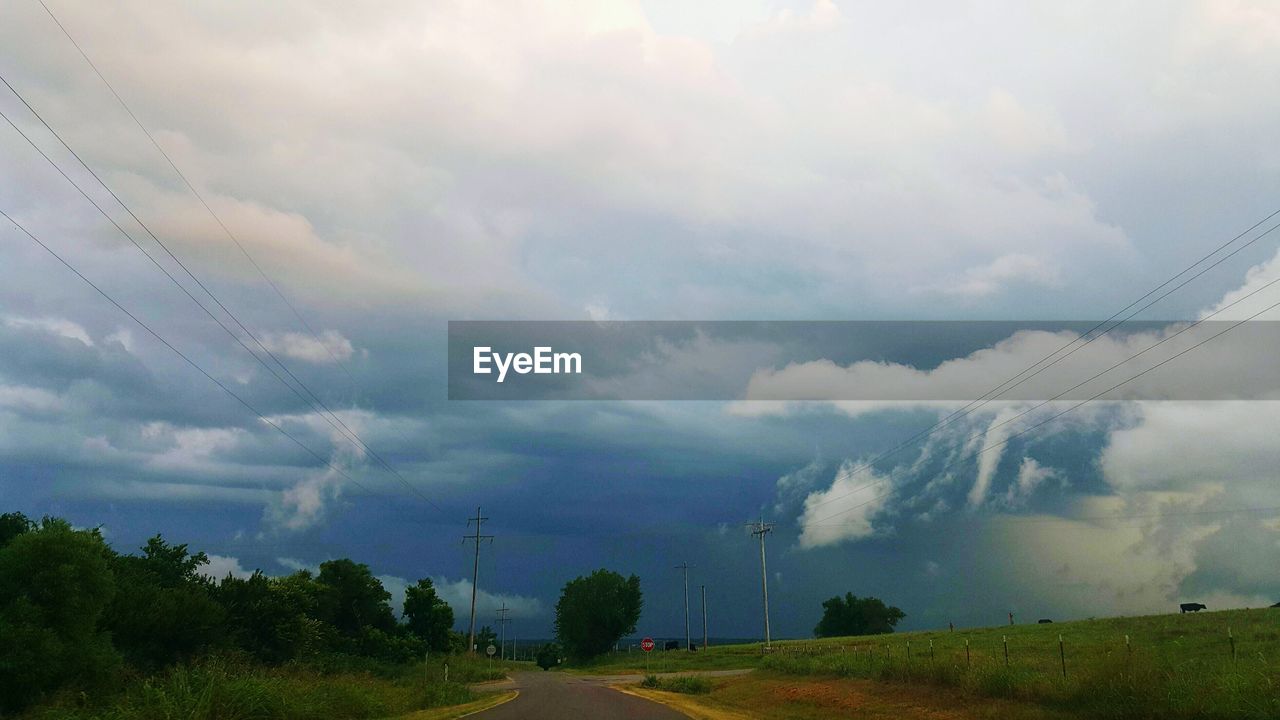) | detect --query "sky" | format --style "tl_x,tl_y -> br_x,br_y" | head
1,0 -> 1279,639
